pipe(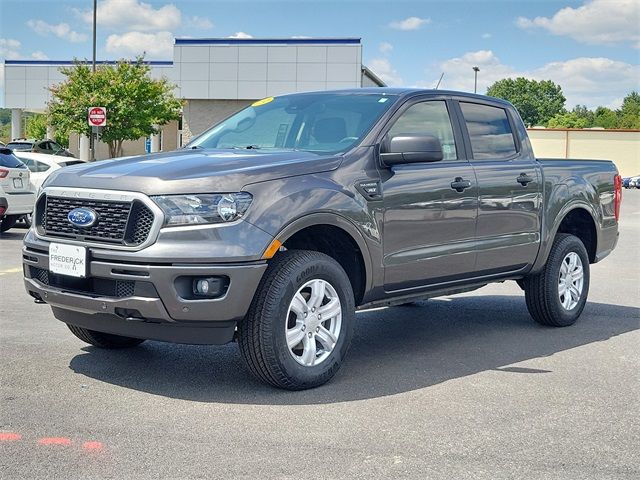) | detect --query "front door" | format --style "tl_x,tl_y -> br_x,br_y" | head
381,98 -> 478,291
